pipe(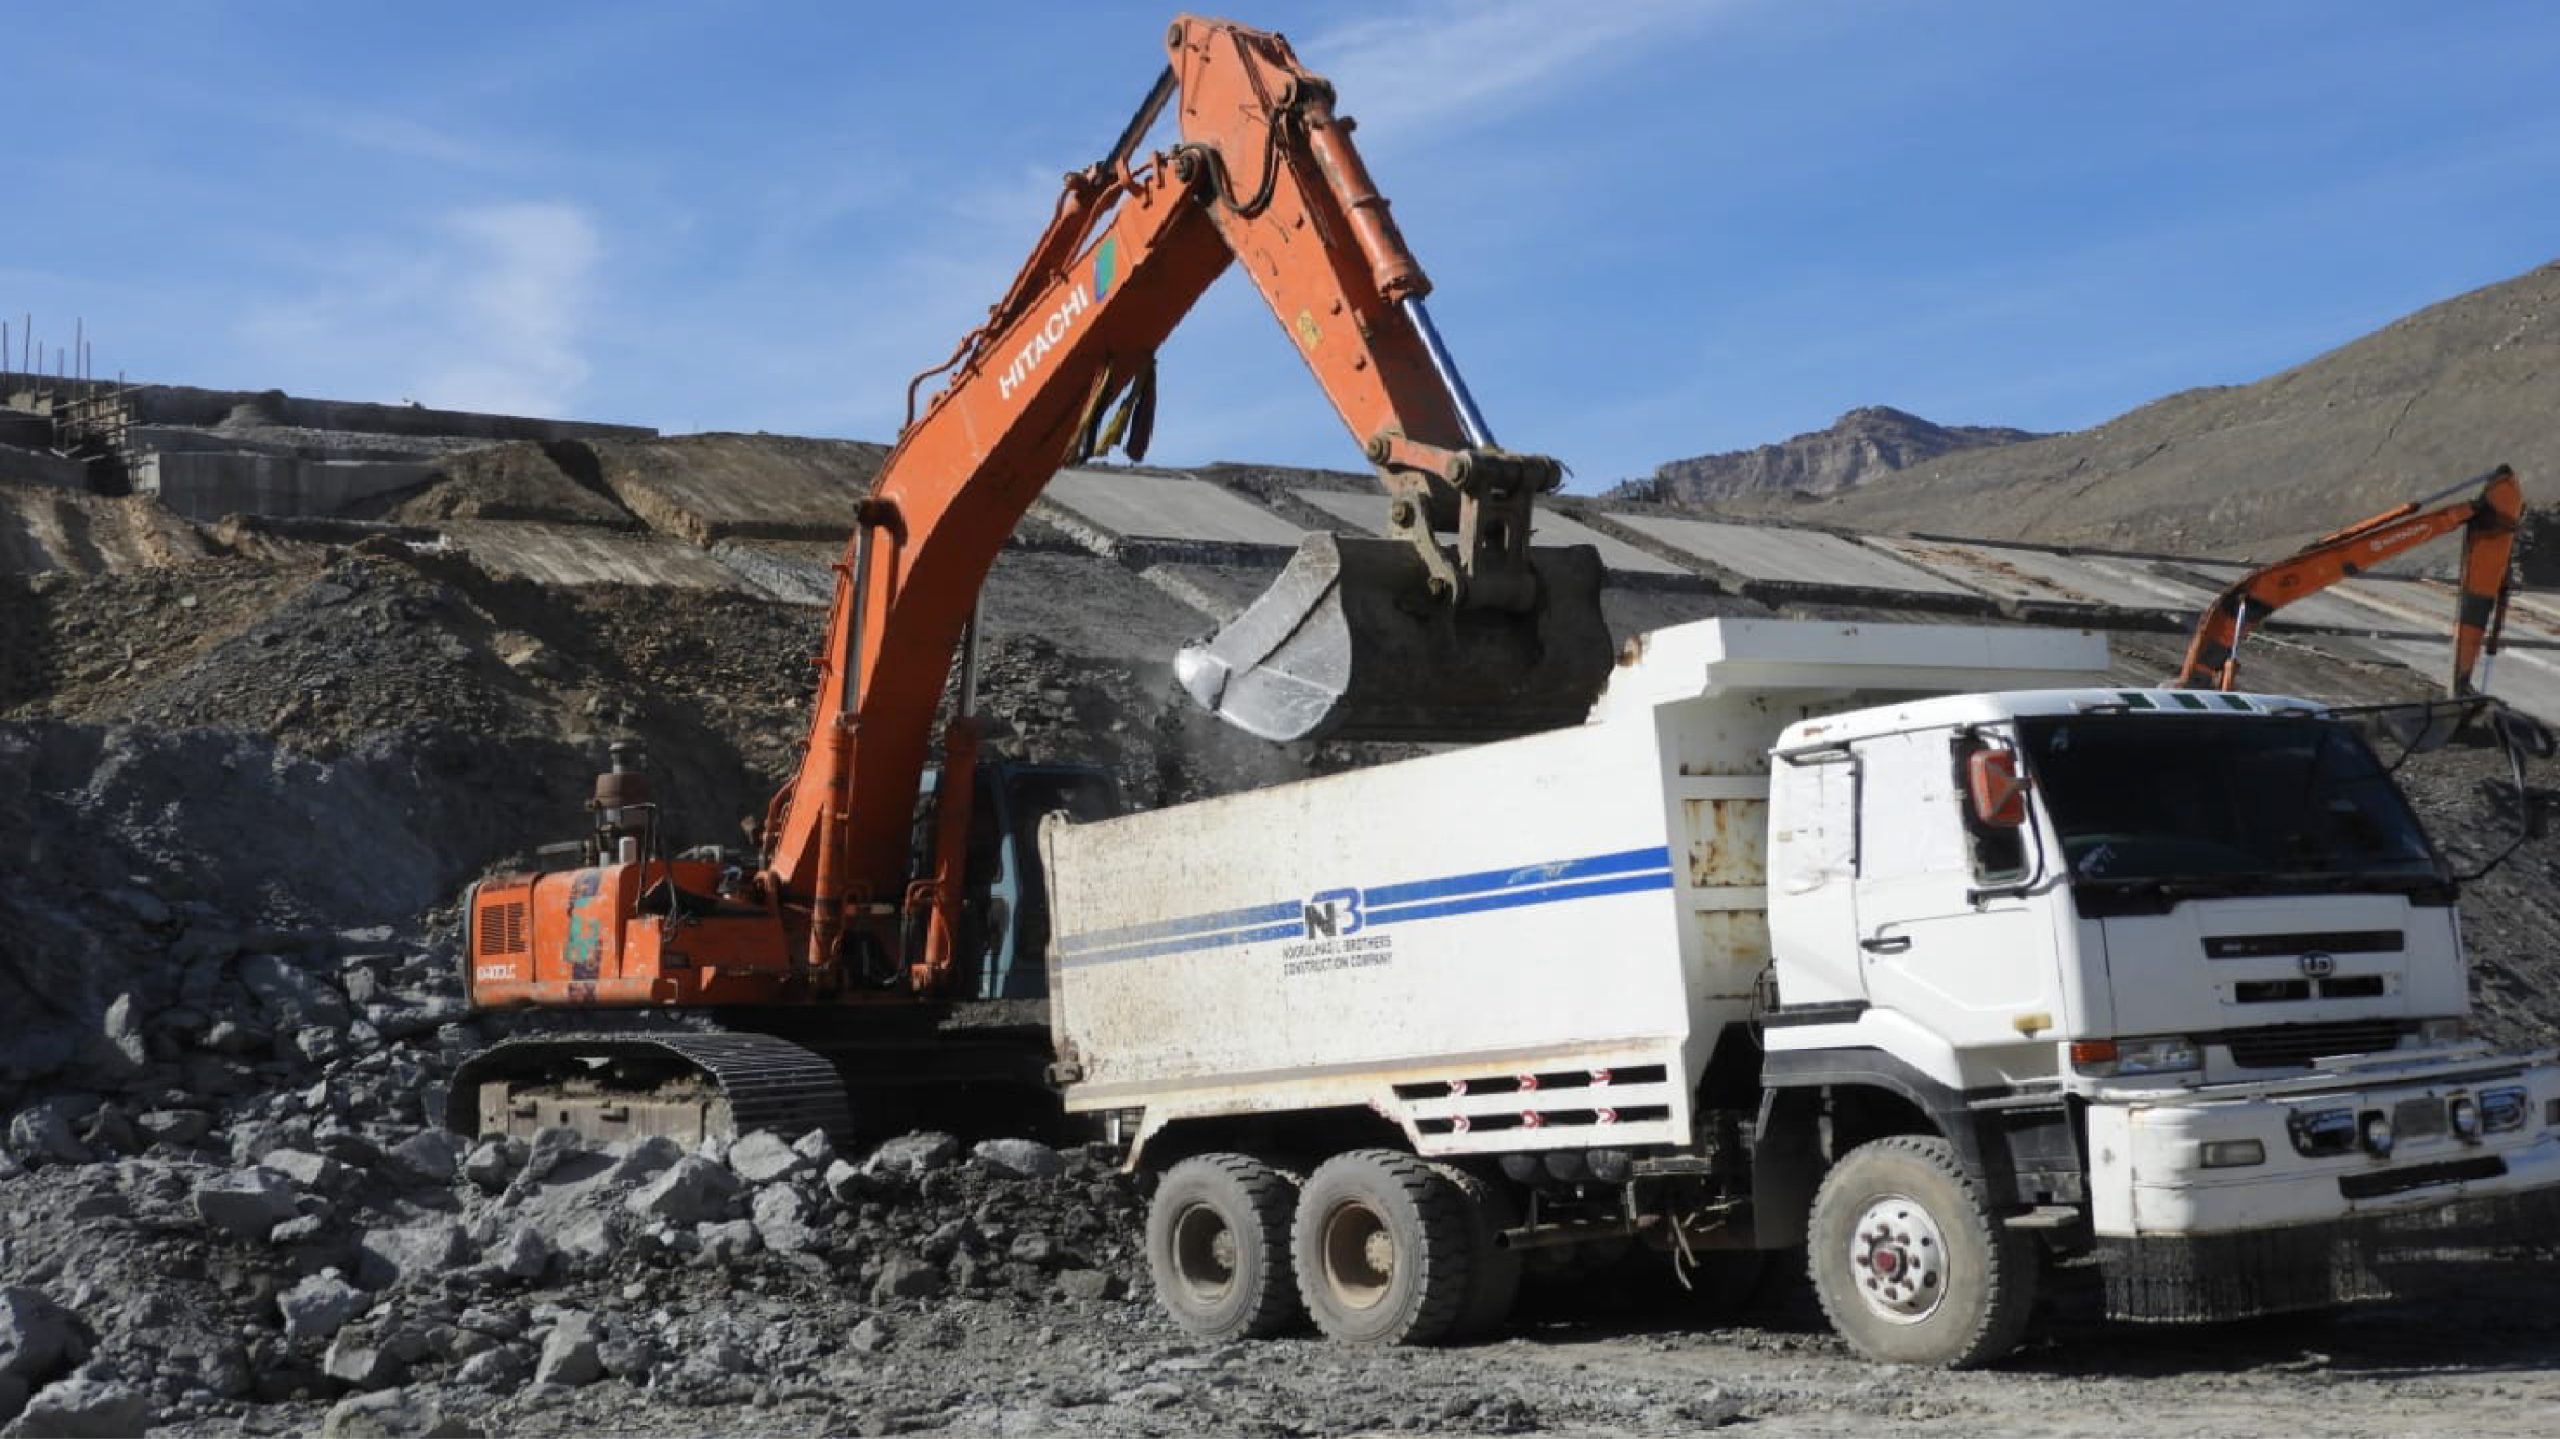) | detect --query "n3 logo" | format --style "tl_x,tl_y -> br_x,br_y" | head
1303,888 -> 1364,939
